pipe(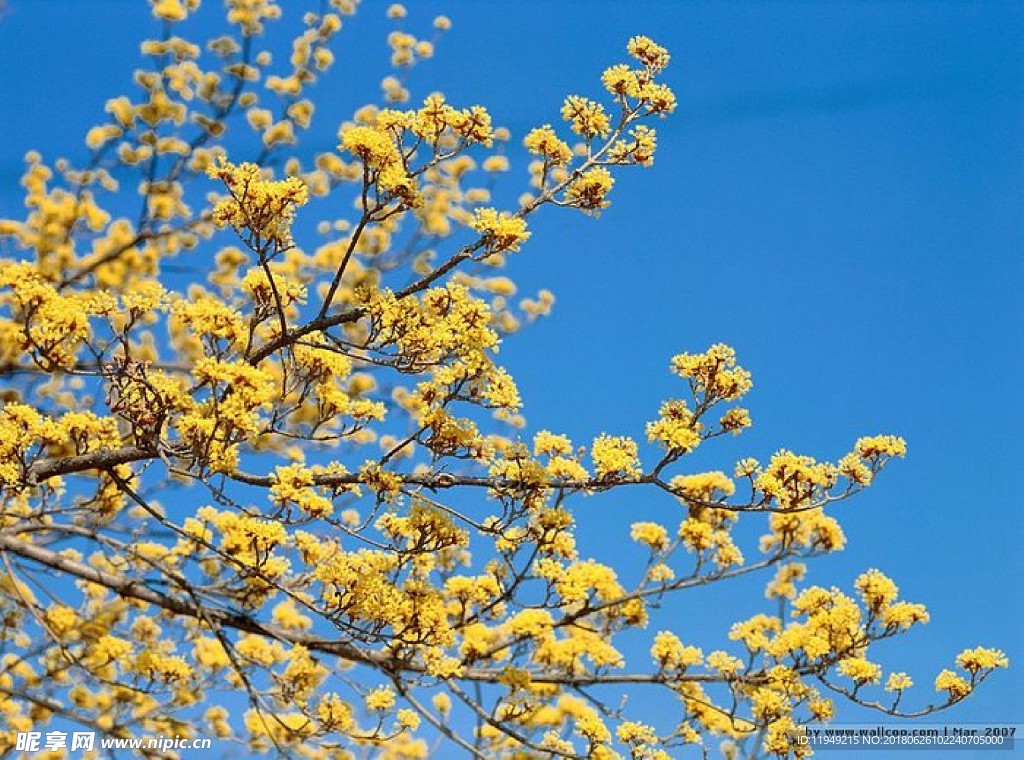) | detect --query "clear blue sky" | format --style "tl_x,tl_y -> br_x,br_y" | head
1,0 -> 1021,755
